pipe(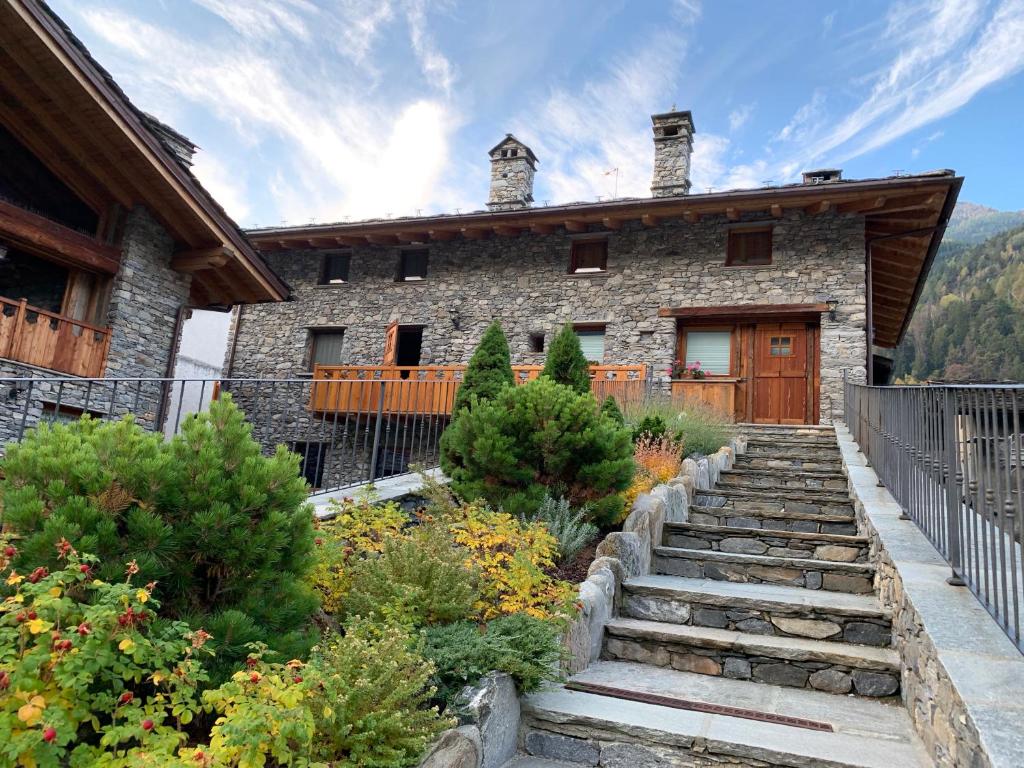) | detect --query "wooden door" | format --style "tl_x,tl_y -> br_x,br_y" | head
751,323 -> 814,424
382,321 -> 398,366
